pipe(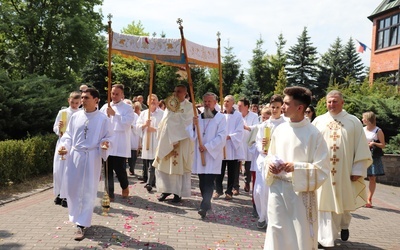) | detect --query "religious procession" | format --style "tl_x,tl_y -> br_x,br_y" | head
44,18 -> 394,250
2,5 -> 400,248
